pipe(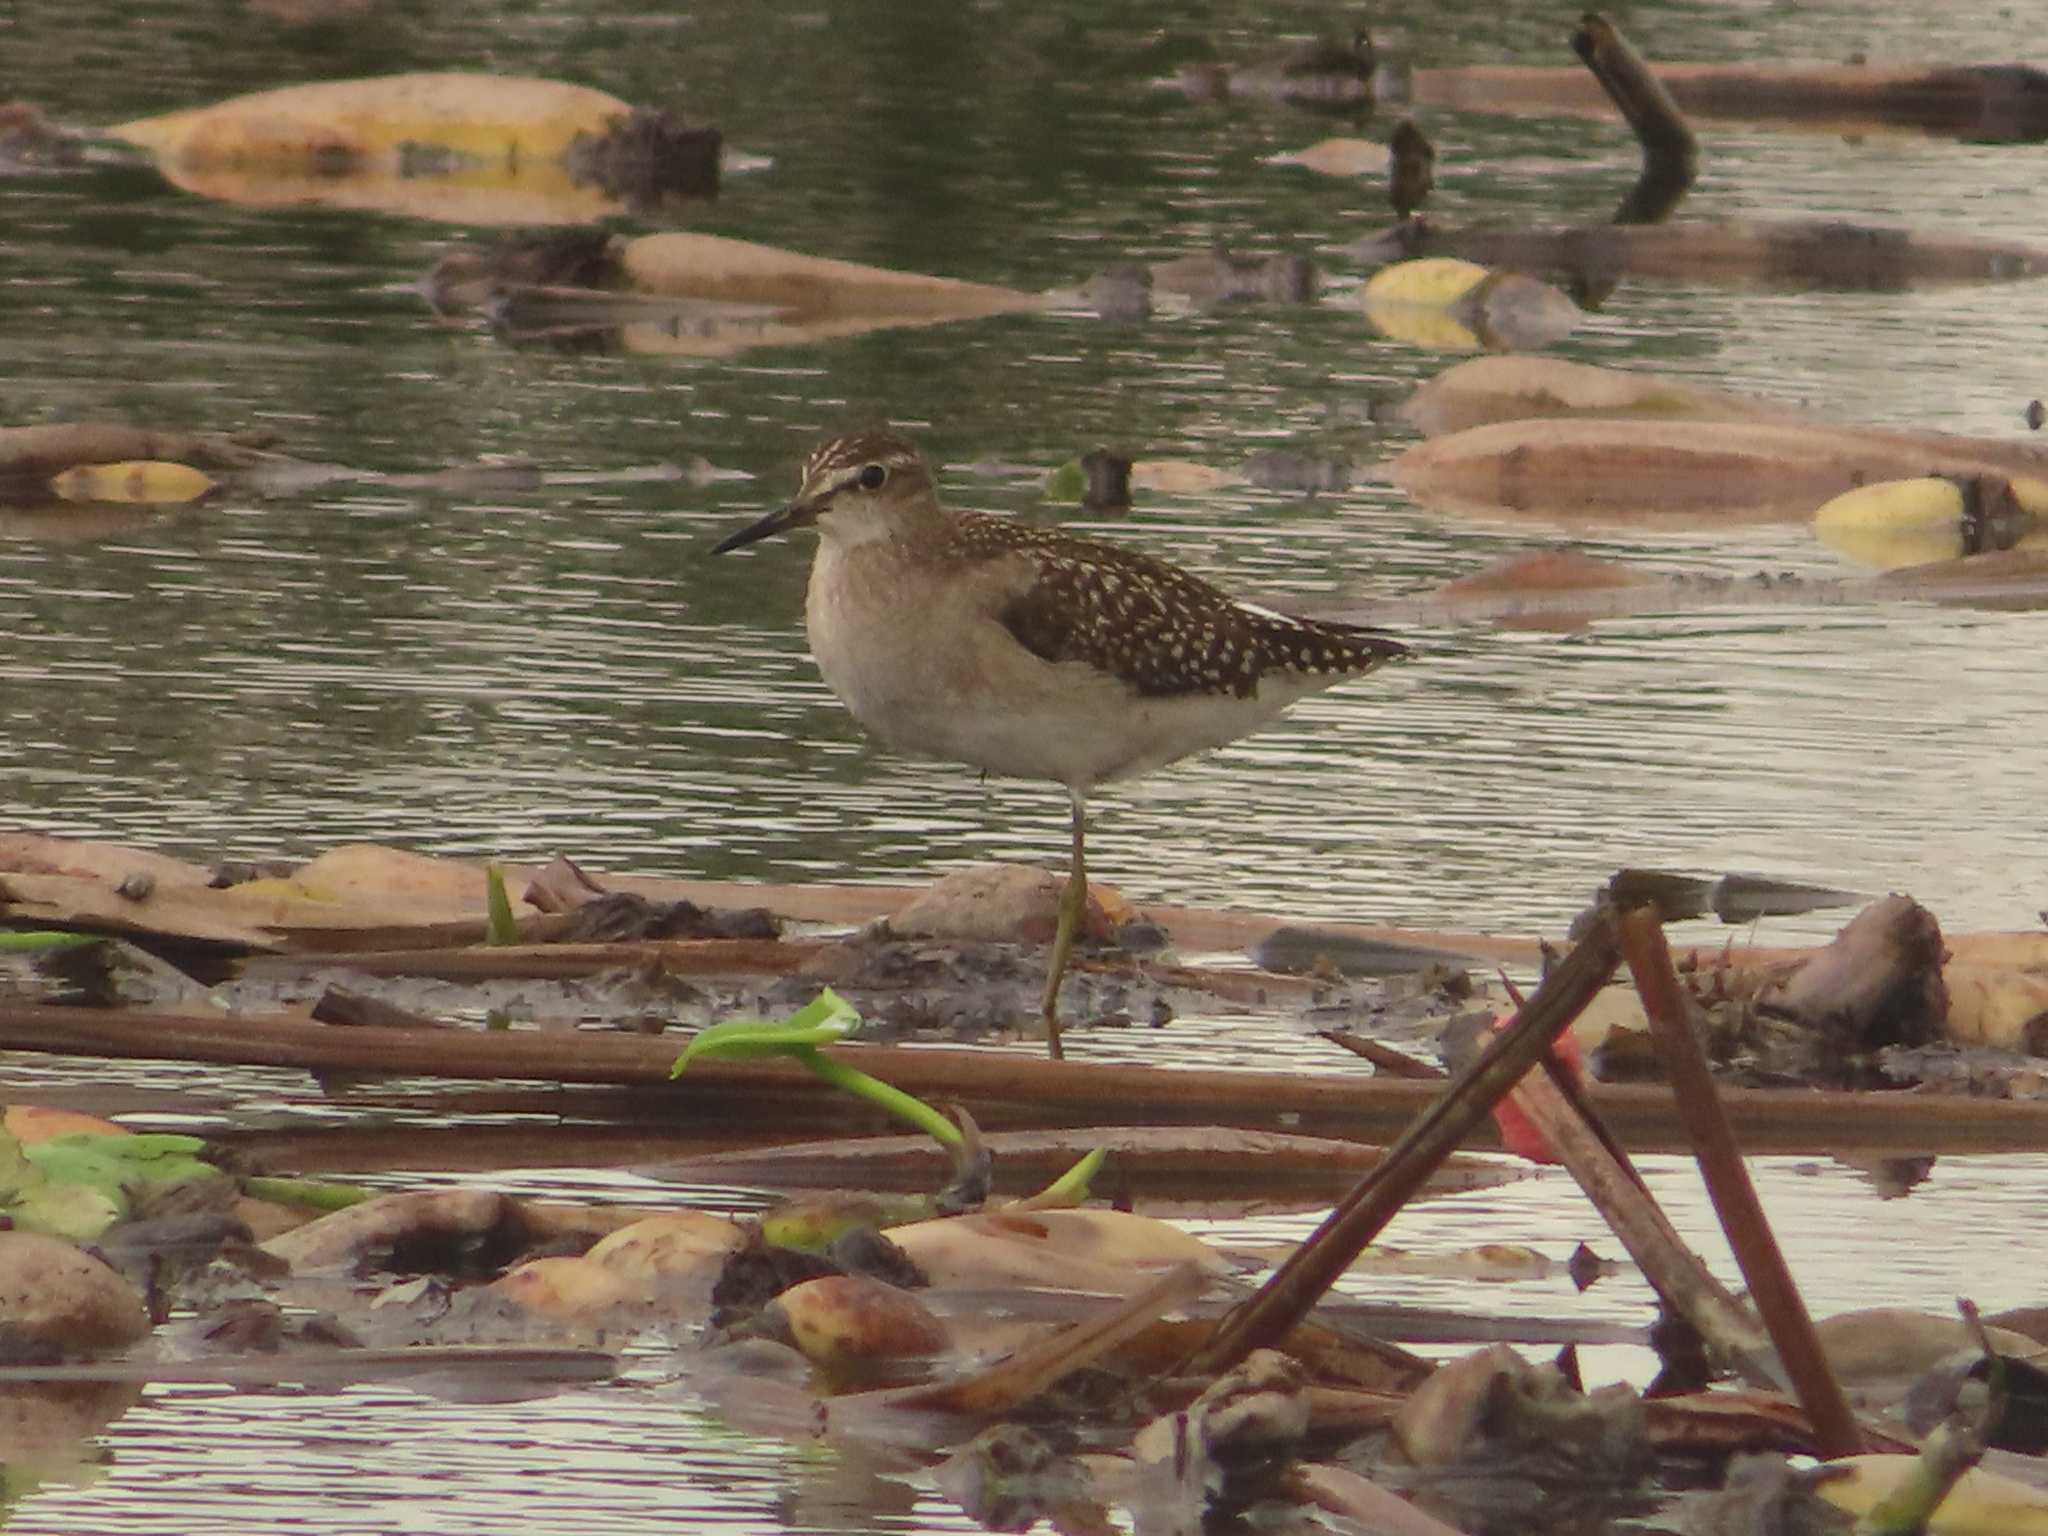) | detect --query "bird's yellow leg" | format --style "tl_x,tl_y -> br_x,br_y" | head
1040,790 -> 1087,1061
